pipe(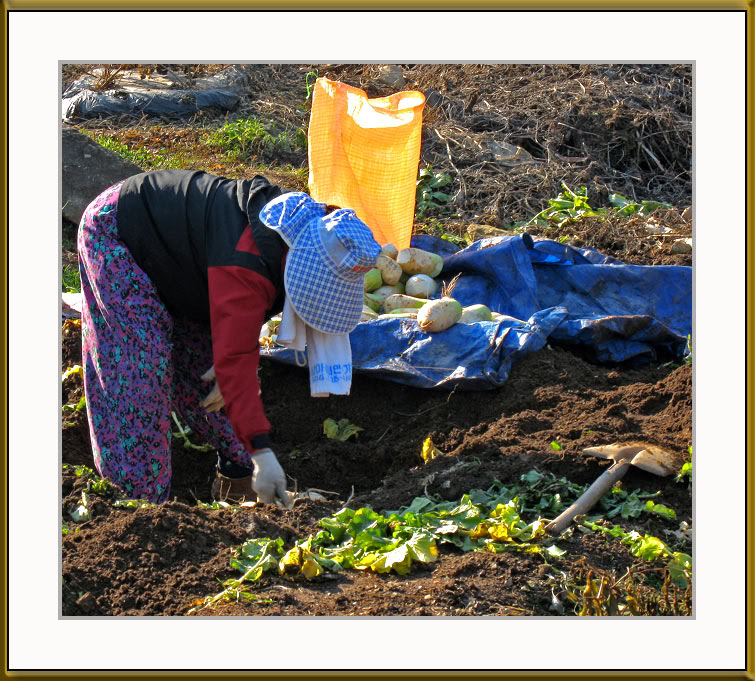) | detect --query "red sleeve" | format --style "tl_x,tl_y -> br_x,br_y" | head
208,265 -> 277,452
